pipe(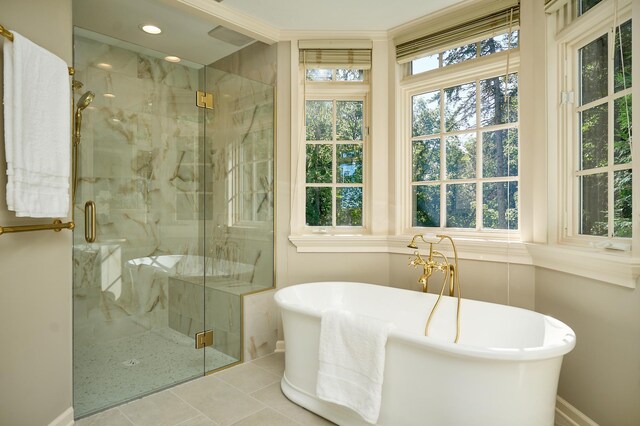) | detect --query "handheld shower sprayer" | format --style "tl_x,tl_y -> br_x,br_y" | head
74,91 -> 94,144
